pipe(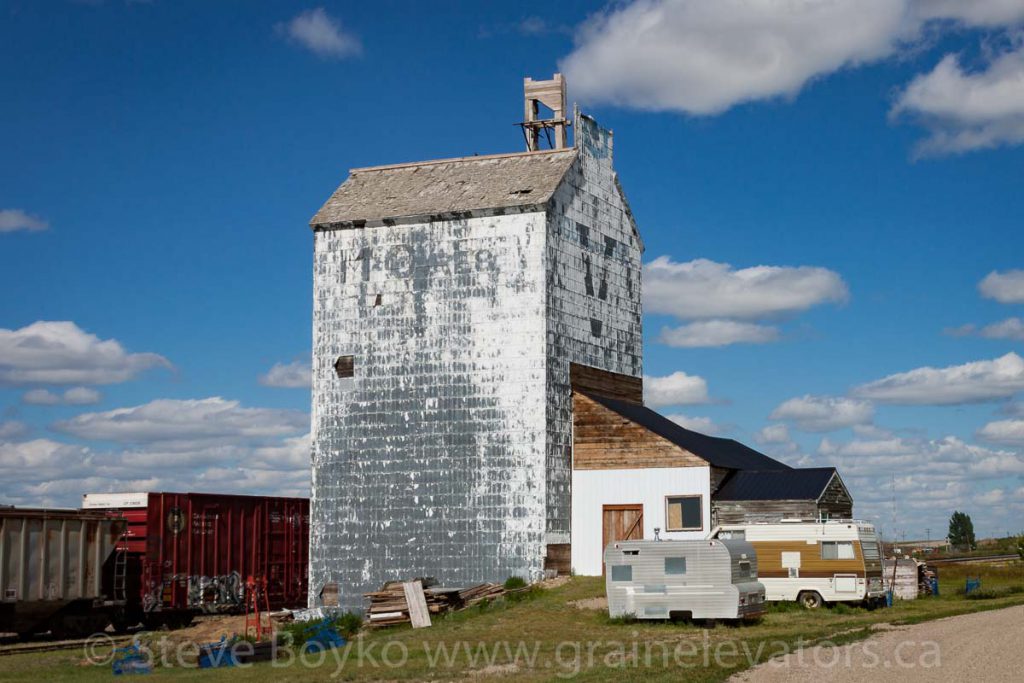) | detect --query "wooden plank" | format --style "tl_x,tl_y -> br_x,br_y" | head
572,393 -> 707,470
402,580 -> 432,629
570,363 -> 643,404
